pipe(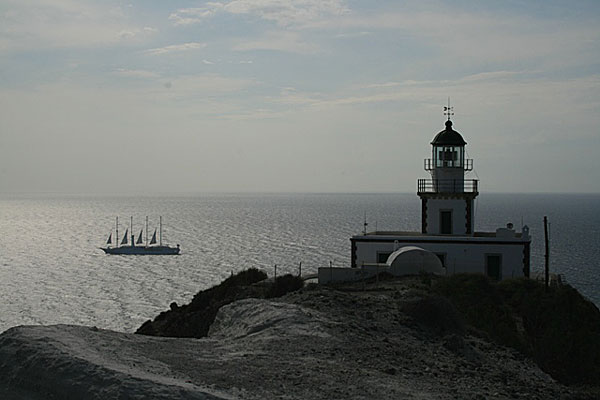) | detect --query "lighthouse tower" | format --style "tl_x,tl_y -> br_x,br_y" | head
418,107 -> 478,235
